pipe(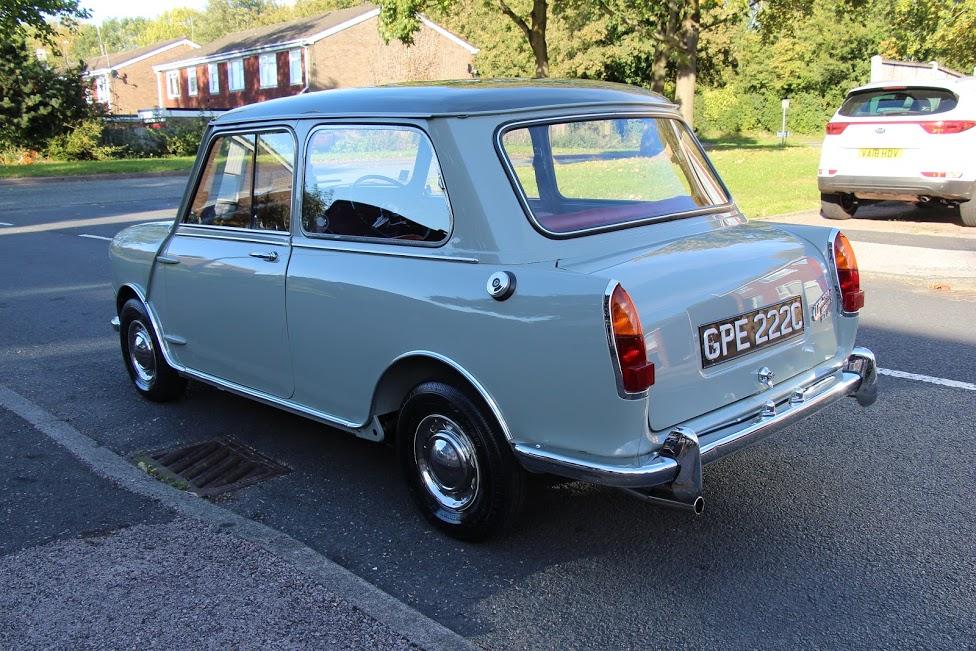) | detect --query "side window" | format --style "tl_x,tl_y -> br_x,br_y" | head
186,131 -> 294,232
301,125 -> 451,244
